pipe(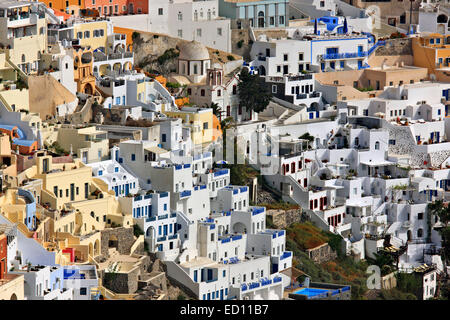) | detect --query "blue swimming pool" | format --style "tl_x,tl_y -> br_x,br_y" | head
294,288 -> 329,298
